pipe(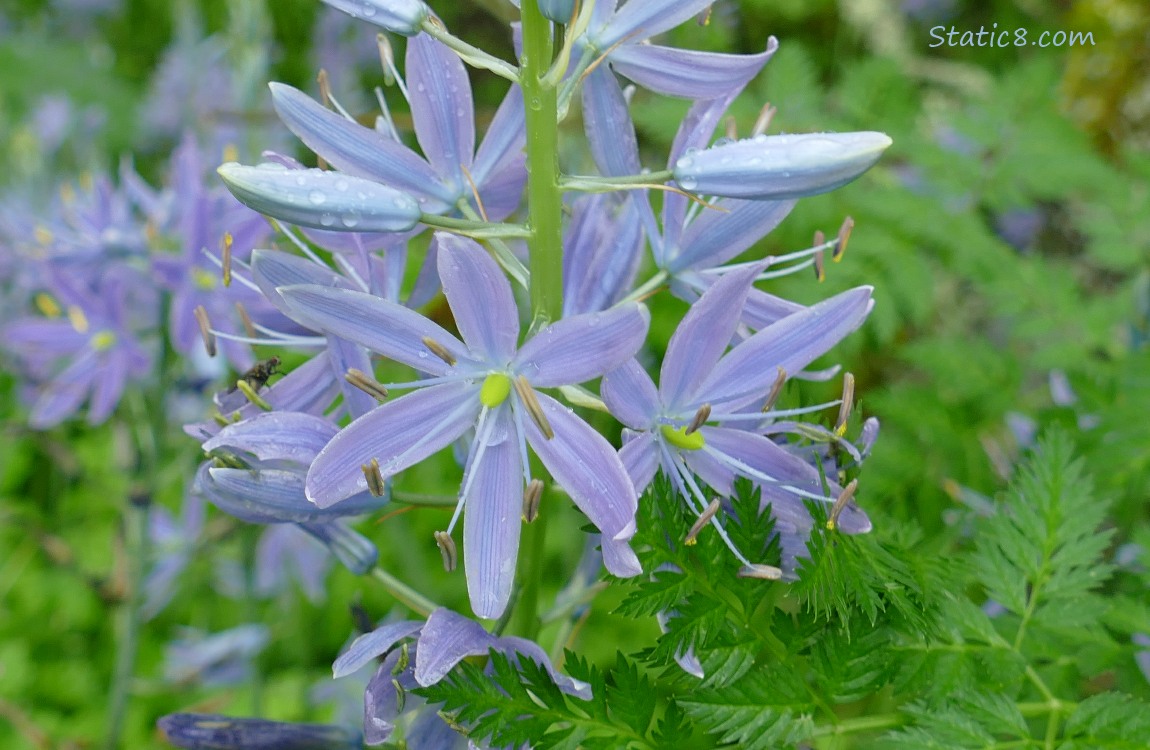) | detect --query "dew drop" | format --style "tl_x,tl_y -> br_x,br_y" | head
319,213 -> 336,227
361,2 -> 377,16
418,350 -> 429,359
678,176 -> 698,190
309,190 -> 327,205
335,179 -> 349,192
295,176 -> 307,186
341,211 -> 361,229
